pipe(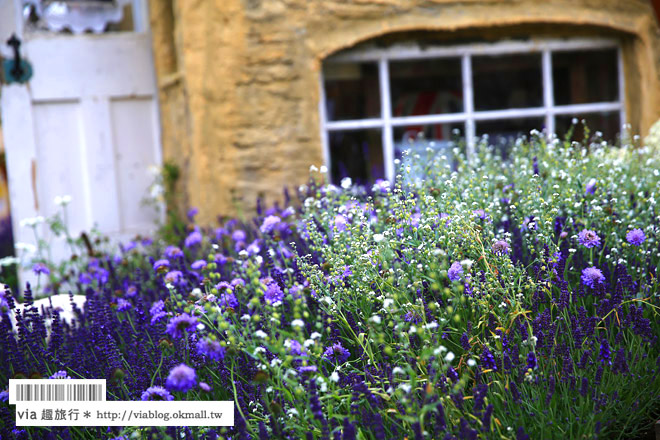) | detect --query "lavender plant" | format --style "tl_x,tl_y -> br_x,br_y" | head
0,130 -> 659,440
